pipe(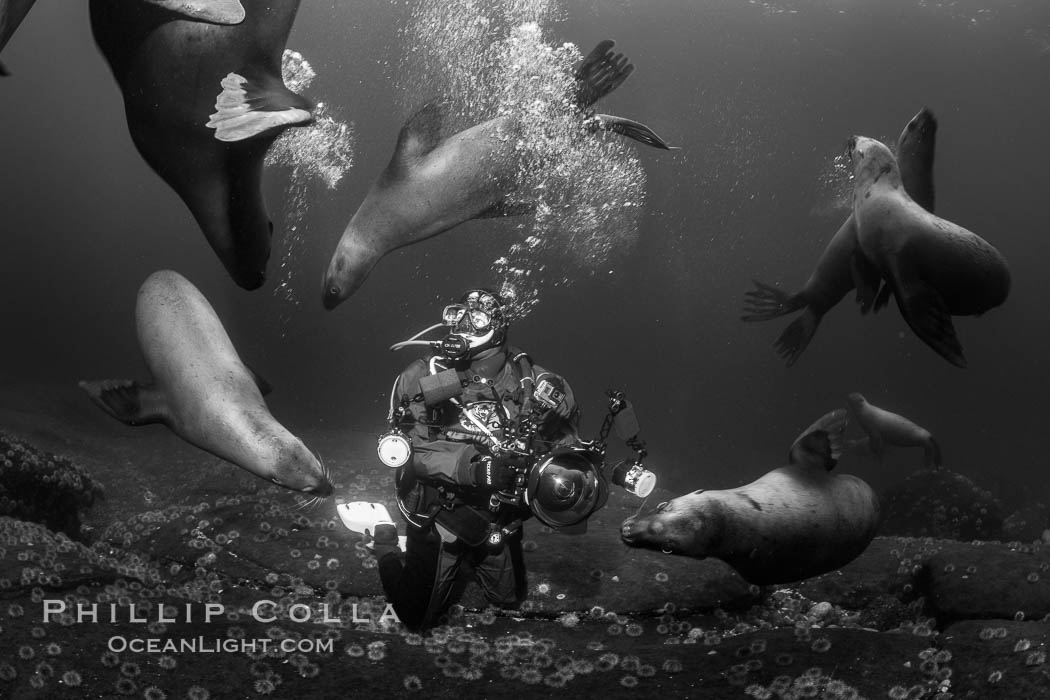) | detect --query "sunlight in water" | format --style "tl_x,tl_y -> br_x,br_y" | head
399,1 -> 646,321
264,50 -> 356,317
